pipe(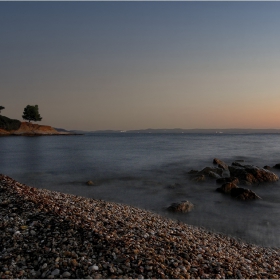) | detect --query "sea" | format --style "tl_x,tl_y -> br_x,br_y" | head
1,133 -> 280,248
